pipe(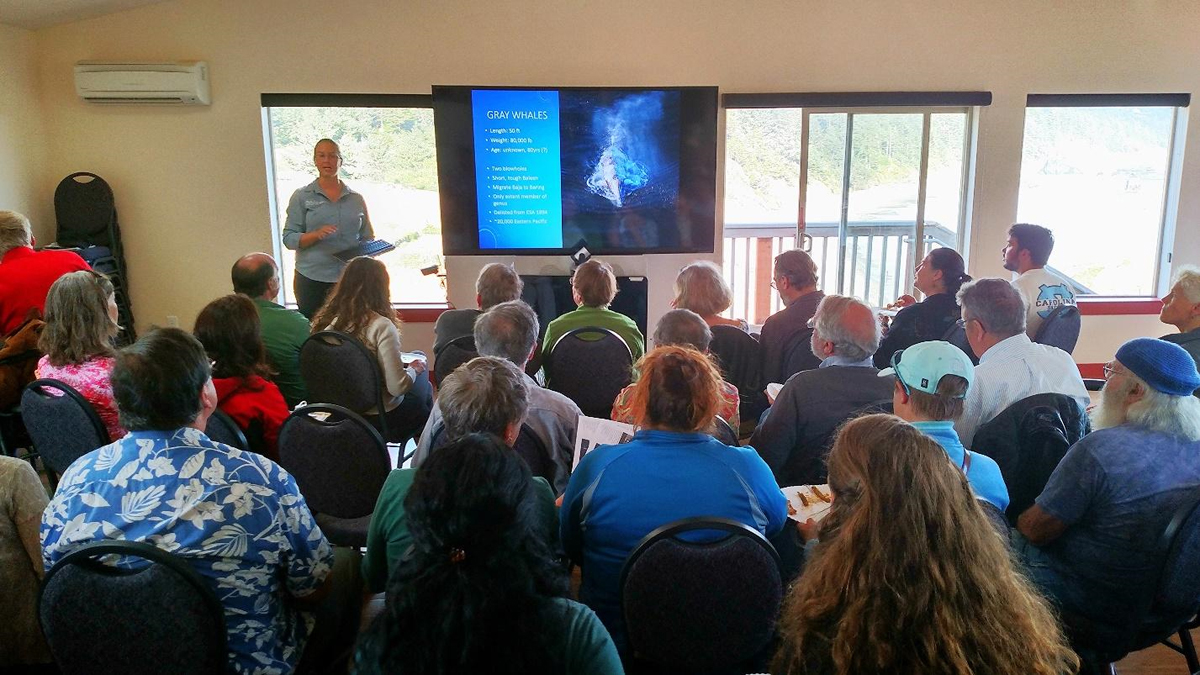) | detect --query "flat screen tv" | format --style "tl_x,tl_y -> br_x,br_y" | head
433,85 -> 718,256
